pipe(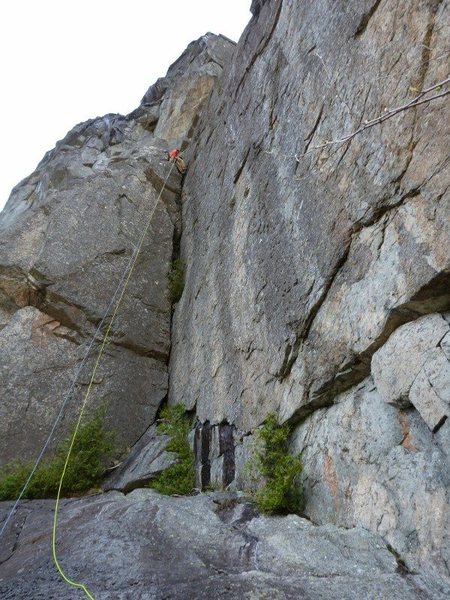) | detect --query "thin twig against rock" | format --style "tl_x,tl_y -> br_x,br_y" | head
295,76 -> 450,160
